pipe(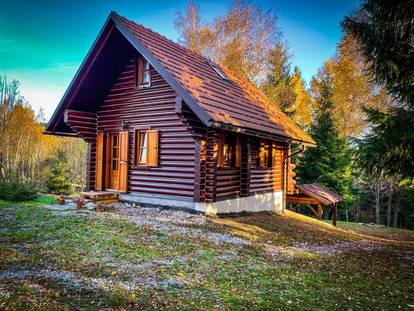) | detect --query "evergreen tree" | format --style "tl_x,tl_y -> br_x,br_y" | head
297,64 -> 353,205
342,0 -> 414,104
45,150 -> 72,195
342,0 -> 414,178
261,43 -> 296,114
